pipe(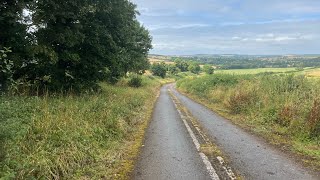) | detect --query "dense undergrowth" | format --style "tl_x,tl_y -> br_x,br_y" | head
177,74 -> 320,169
0,76 -> 160,179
